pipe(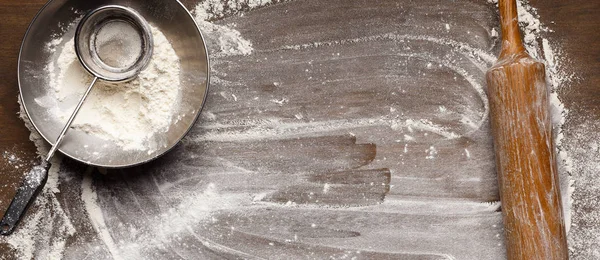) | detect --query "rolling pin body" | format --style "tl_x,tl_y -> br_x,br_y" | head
486,0 -> 569,259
